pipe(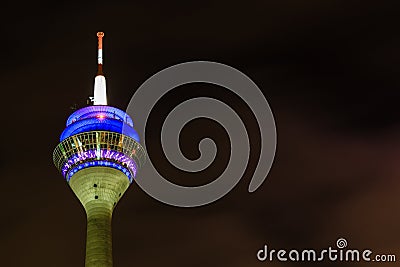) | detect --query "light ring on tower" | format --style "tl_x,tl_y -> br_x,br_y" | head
53,131 -> 146,182
60,106 -> 139,142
